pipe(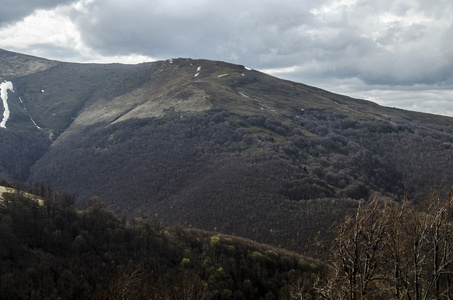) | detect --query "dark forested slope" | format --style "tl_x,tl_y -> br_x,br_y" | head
28,109 -> 453,254
0,183 -> 323,299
